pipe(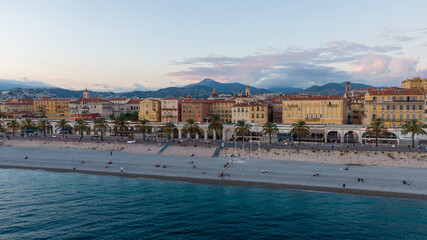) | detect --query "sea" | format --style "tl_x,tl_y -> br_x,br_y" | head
0,169 -> 426,240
